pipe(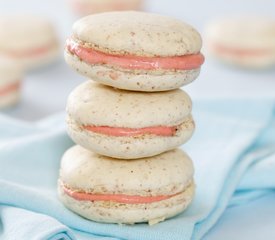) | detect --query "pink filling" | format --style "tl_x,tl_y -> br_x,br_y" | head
0,82 -> 20,96
62,183 -> 179,204
66,38 -> 204,70
212,43 -> 270,56
83,125 -> 177,137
